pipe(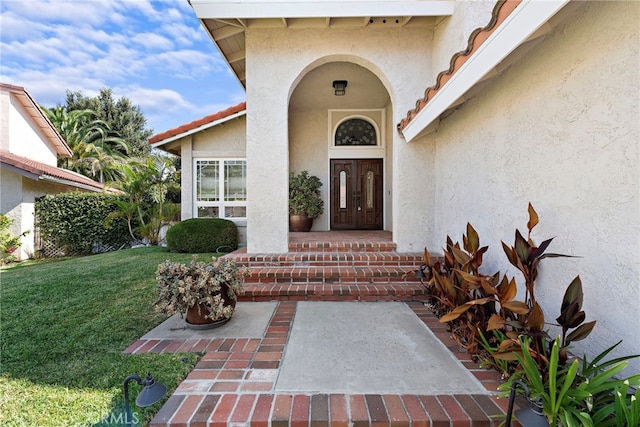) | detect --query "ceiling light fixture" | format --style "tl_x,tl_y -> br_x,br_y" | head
332,80 -> 348,96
